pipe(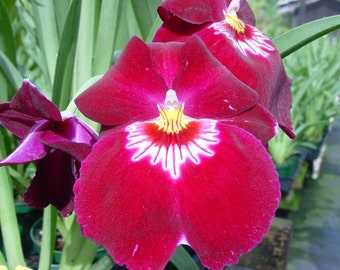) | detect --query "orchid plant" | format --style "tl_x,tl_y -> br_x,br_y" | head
1,0 -> 340,270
